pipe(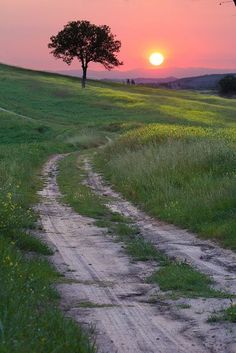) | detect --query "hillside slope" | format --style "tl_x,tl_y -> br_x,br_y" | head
0,63 -> 236,351
1,63 -> 236,249
1,63 -> 236,128
161,73 -> 236,90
